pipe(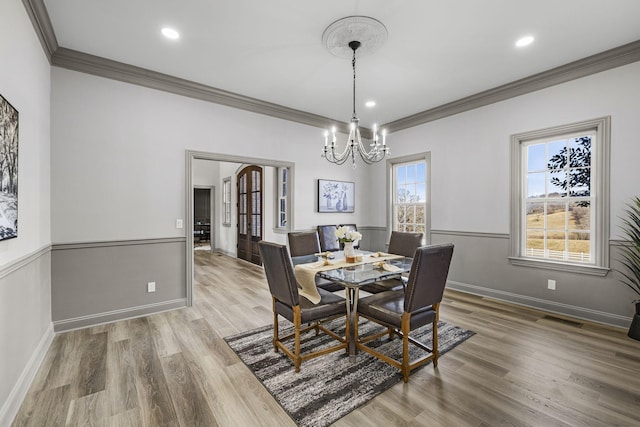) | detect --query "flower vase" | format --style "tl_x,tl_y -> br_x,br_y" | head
344,241 -> 355,262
